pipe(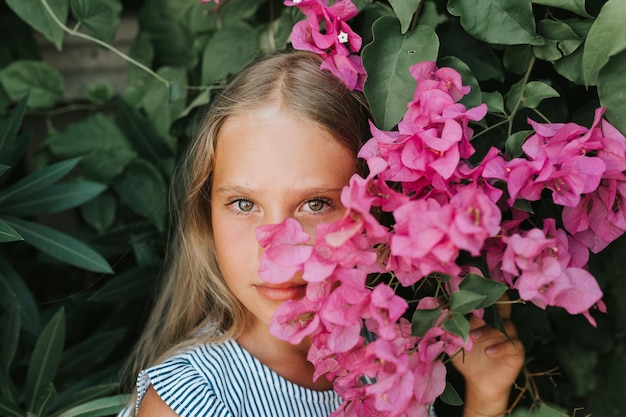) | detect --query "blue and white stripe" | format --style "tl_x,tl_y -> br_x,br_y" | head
132,339 -> 341,417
